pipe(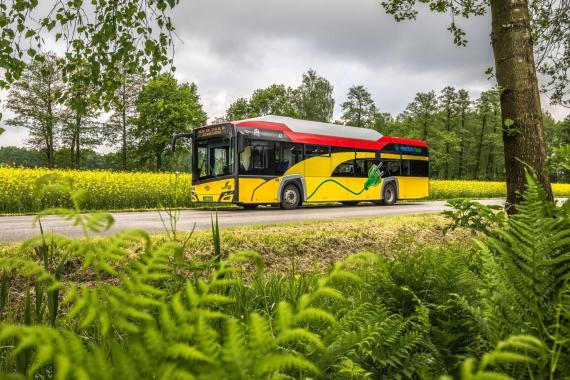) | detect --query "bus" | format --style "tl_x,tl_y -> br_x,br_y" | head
172,115 -> 429,210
